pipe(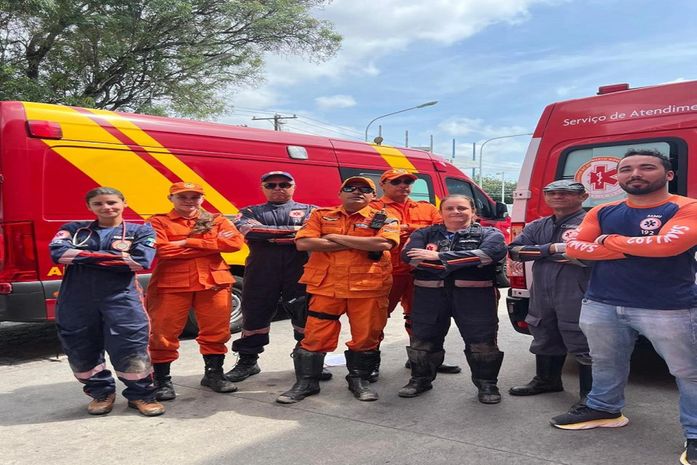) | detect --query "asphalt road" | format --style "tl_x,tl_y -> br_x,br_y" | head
0,301 -> 679,465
